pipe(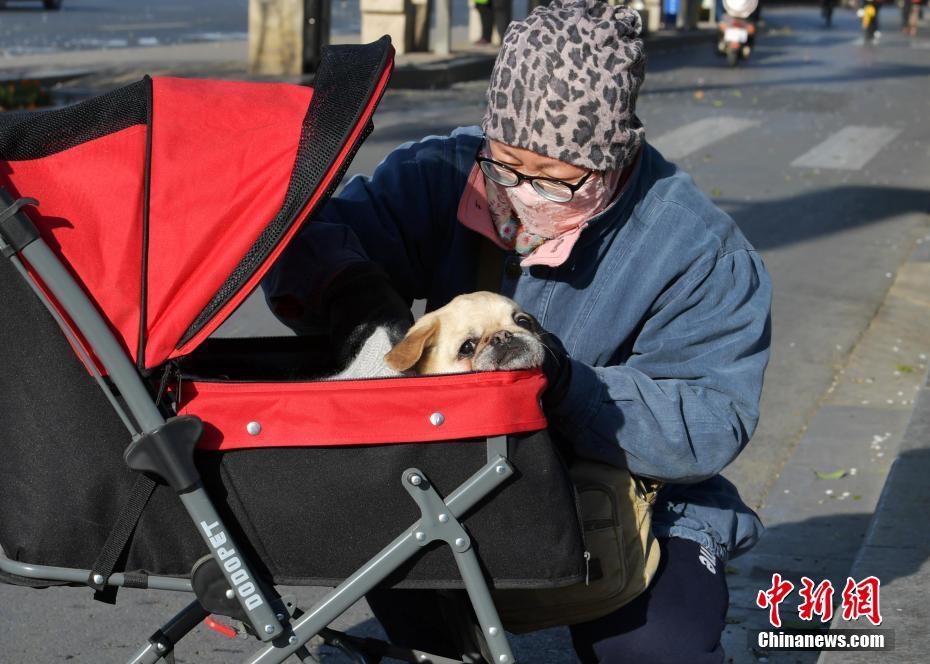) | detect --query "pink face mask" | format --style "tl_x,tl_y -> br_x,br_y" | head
501,169 -> 622,239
